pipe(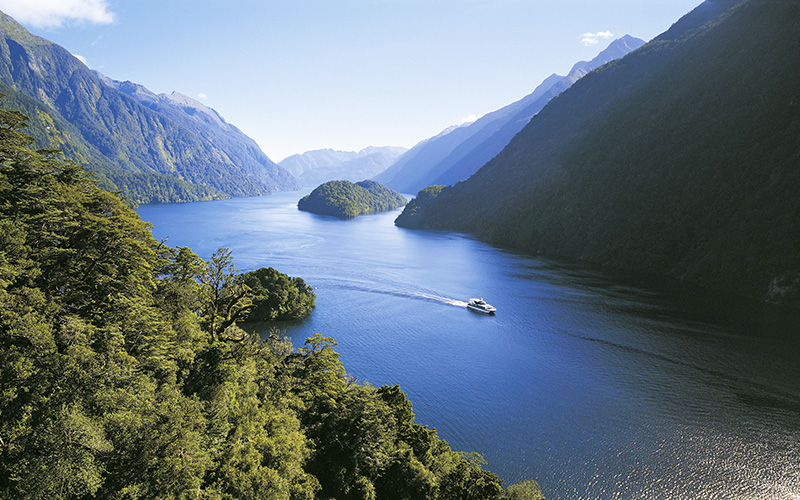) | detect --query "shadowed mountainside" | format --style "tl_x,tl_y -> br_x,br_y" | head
375,36 -> 644,194
396,0 -> 800,308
